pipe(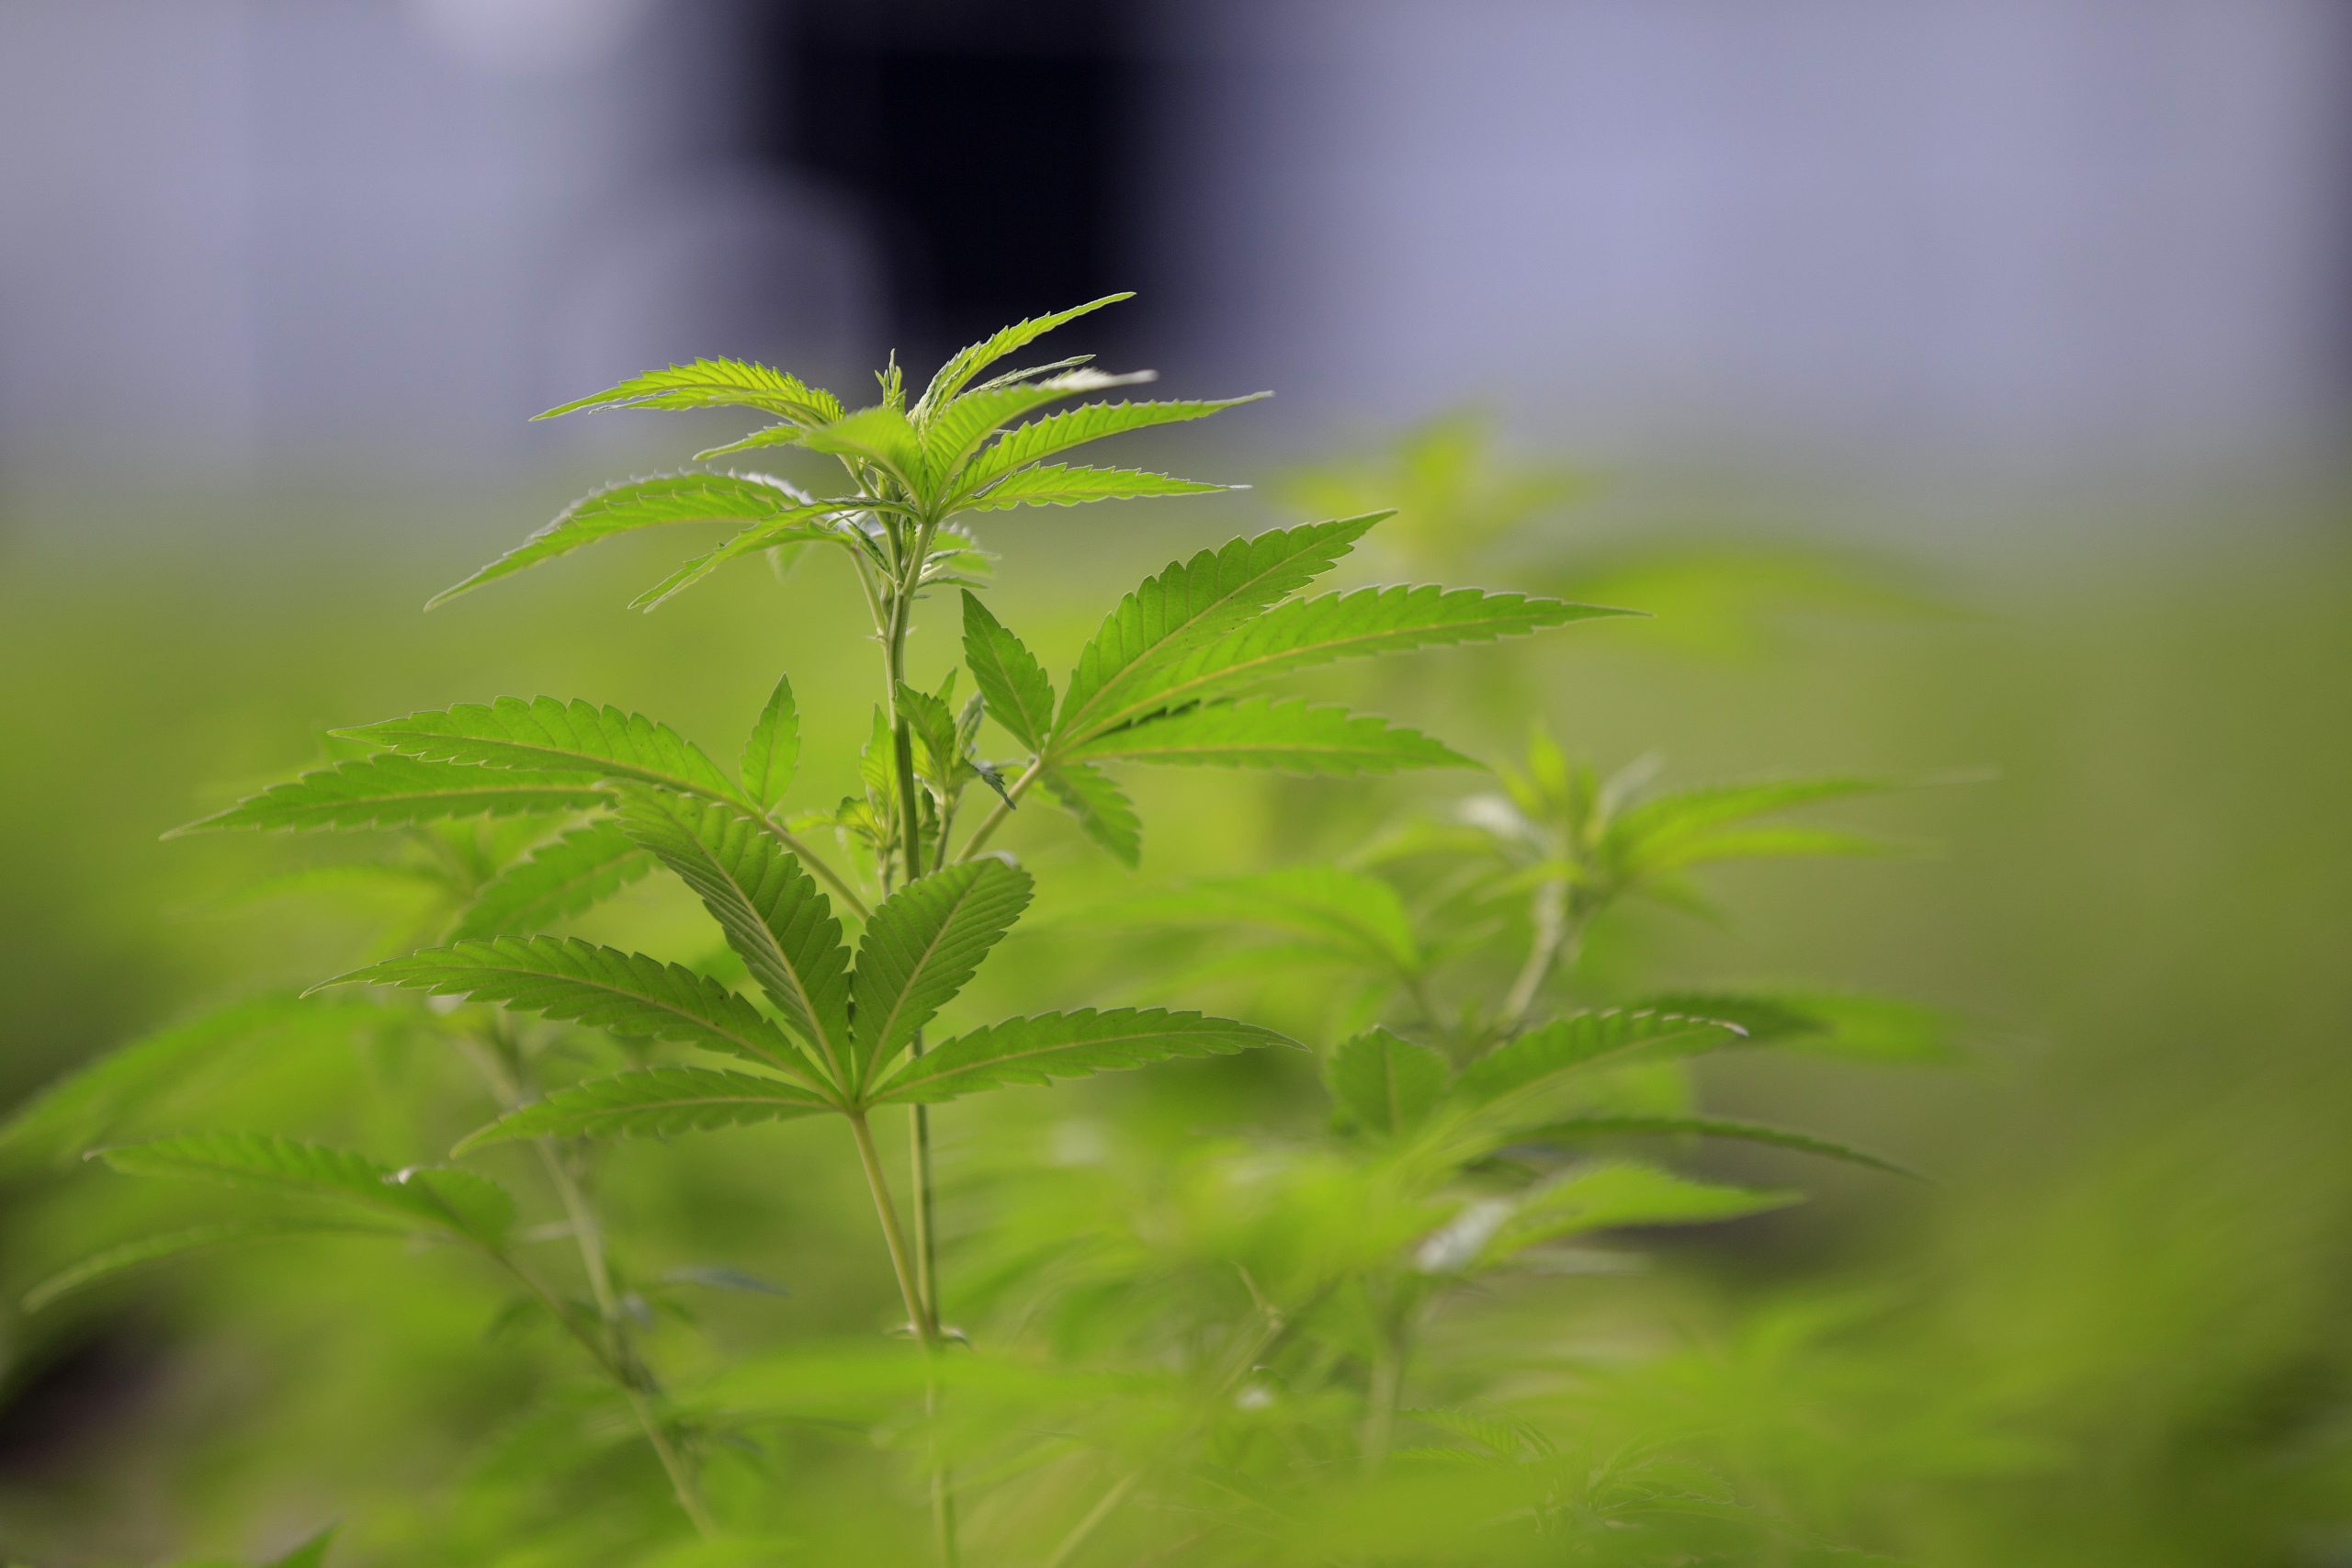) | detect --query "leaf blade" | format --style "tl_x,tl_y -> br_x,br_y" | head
429,472 -> 810,608
1057,515 -> 1387,744
321,936 -> 815,1080
849,860 -> 1035,1090
1069,699 -> 1471,775
616,789 -> 854,1085
170,755 -> 606,836
960,592 -> 1056,751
